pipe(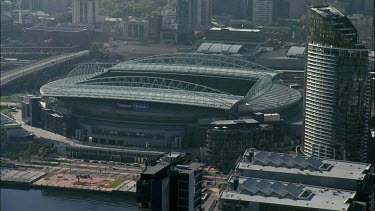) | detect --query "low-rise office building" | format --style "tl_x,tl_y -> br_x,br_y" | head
137,152 -> 204,211
220,148 -> 375,210
23,26 -> 89,47
1,114 -> 34,152
124,19 -> 149,41
169,162 -> 204,211
220,175 -> 364,211
206,119 -> 275,172
204,27 -> 265,46
237,149 -> 373,192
